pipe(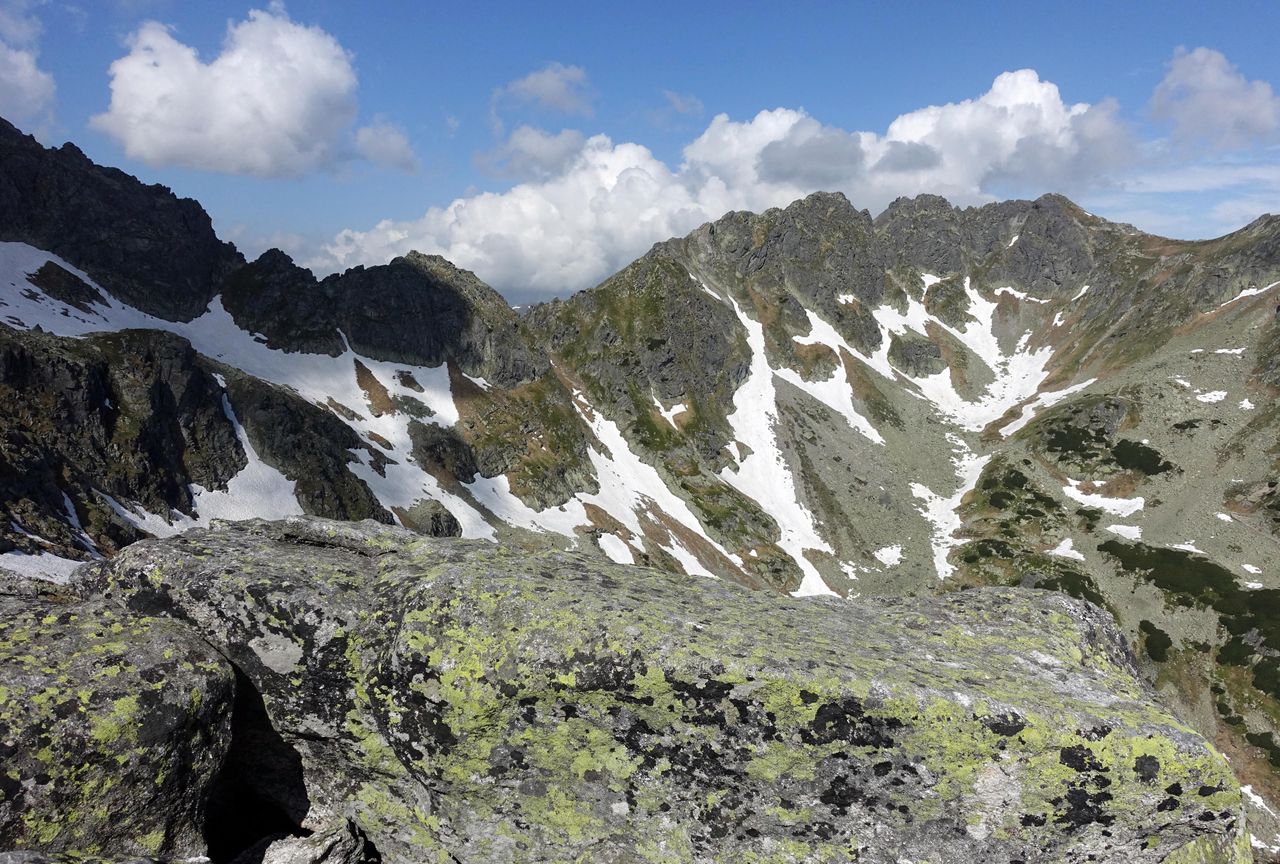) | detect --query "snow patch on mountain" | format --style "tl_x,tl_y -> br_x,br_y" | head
1047,538 -> 1085,561
0,550 -> 84,583
786,311 -> 883,444
717,291 -> 837,596
859,276 -> 1060,432
652,395 -> 686,427
1221,279 -> 1279,307
873,545 -> 903,567
1063,479 -> 1144,517
999,378 -> 1097,437
995,286 -> 1048,304
597,533 -> 635,565
911,435 -> 990,580
92,384 -> 306,537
